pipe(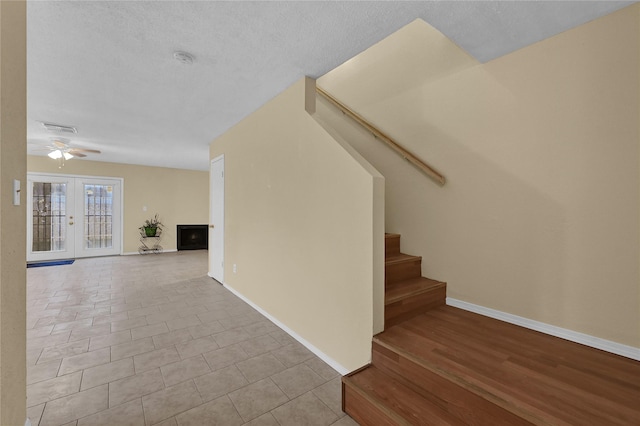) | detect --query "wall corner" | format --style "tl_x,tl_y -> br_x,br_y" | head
304,76 -> 316,115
